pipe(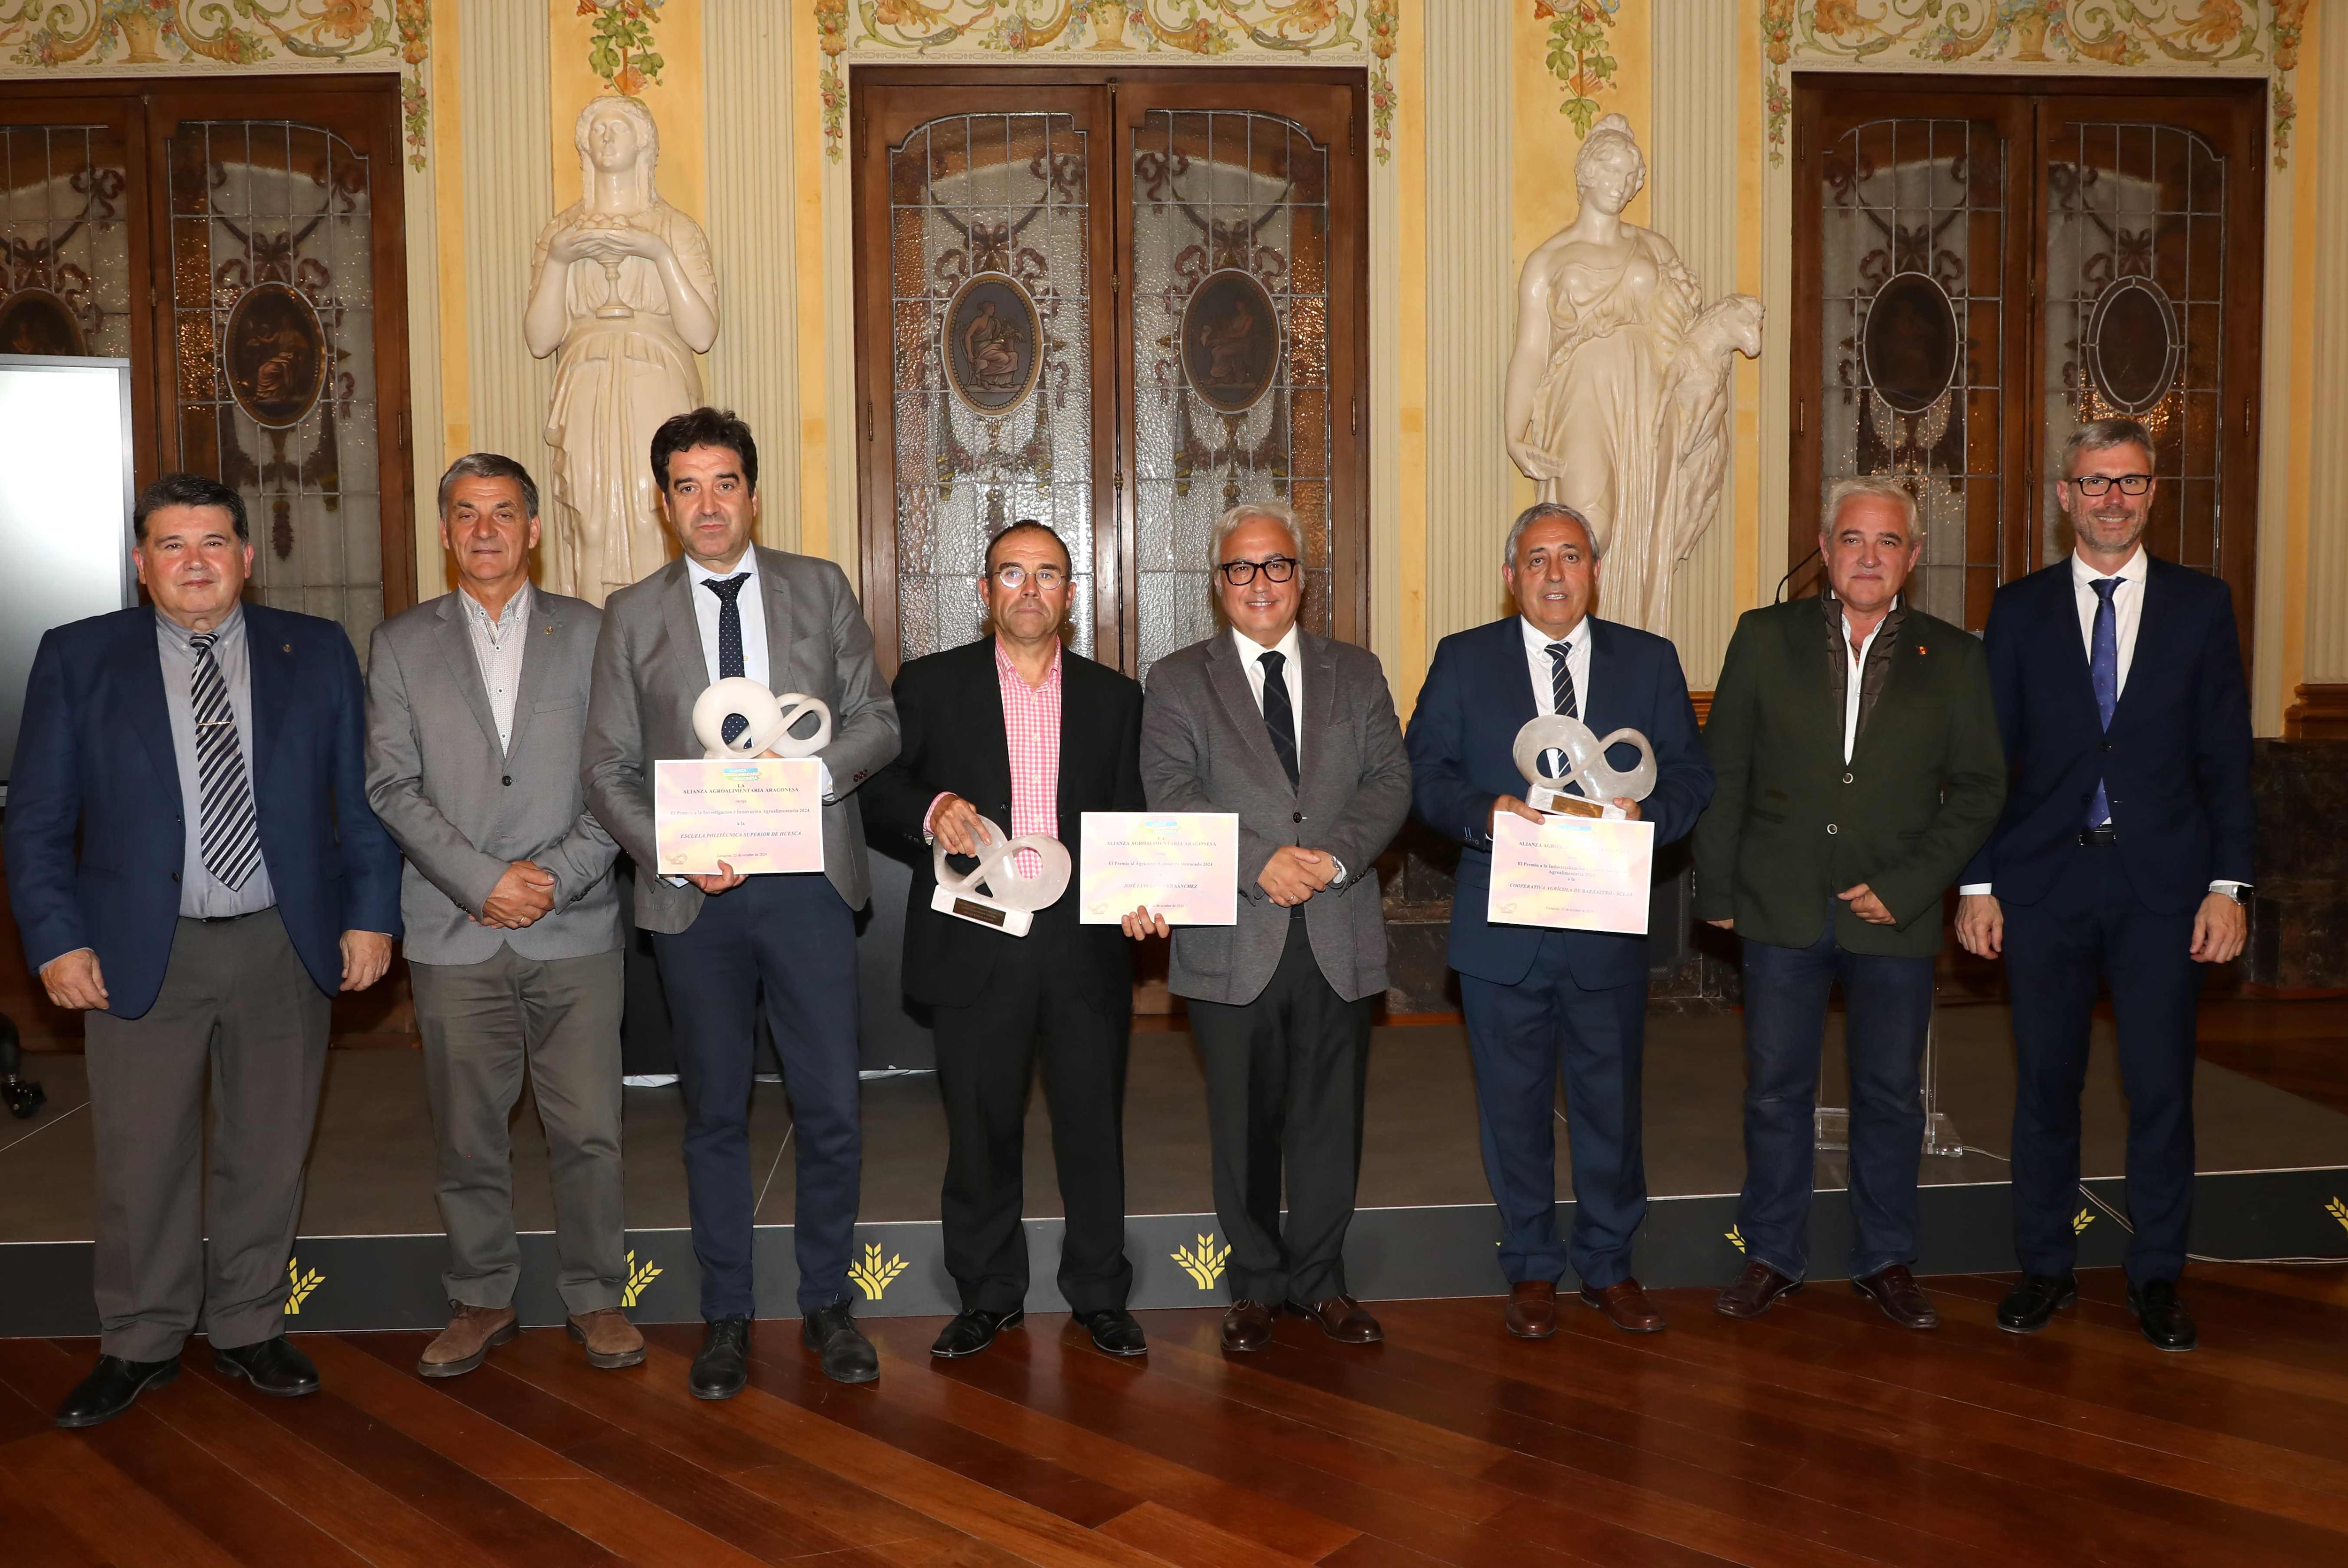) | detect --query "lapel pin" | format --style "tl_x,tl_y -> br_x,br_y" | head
282,643 -> 292,653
